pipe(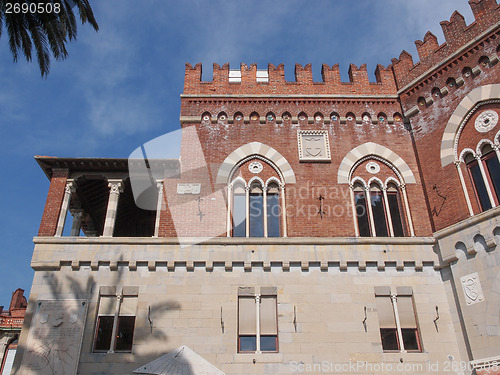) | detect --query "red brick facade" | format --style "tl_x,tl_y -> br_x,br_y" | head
36,0 -> 499,239
38,168 -> 68,236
